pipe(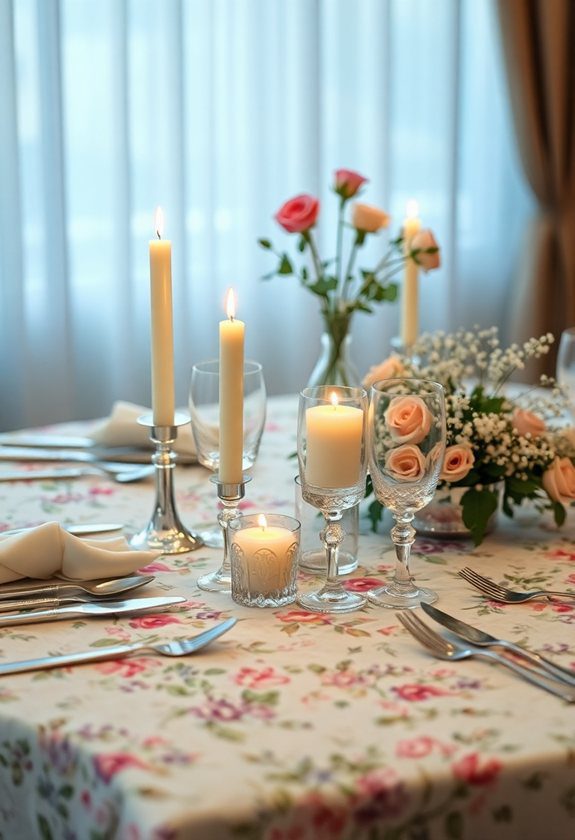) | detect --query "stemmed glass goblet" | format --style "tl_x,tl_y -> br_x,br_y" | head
189,359 -> 266,591
367,377 -> 446,609
296,385 -> 368,614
